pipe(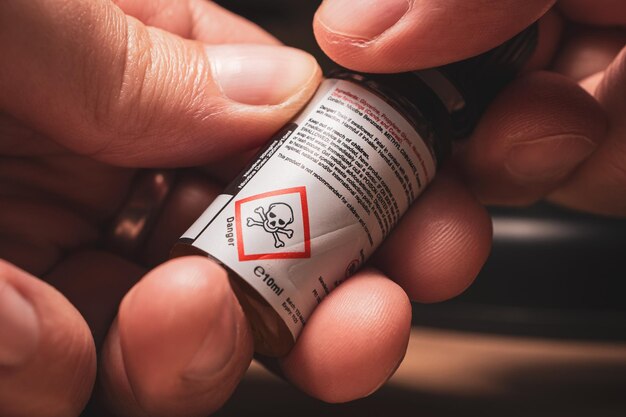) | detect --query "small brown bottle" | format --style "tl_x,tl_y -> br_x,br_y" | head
171,25 -> 538,357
